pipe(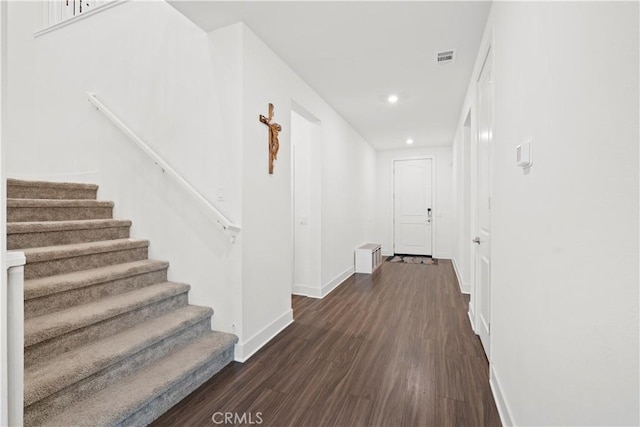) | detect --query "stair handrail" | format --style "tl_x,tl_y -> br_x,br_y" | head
87,93 -> 241,243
